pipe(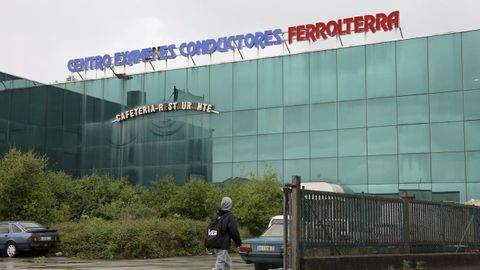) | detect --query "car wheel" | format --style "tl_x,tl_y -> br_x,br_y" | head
254,263 -> 269,270
6,242 -> 17,258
